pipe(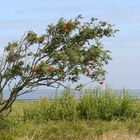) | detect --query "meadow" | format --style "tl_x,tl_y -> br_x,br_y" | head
1,88 -> 140,140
